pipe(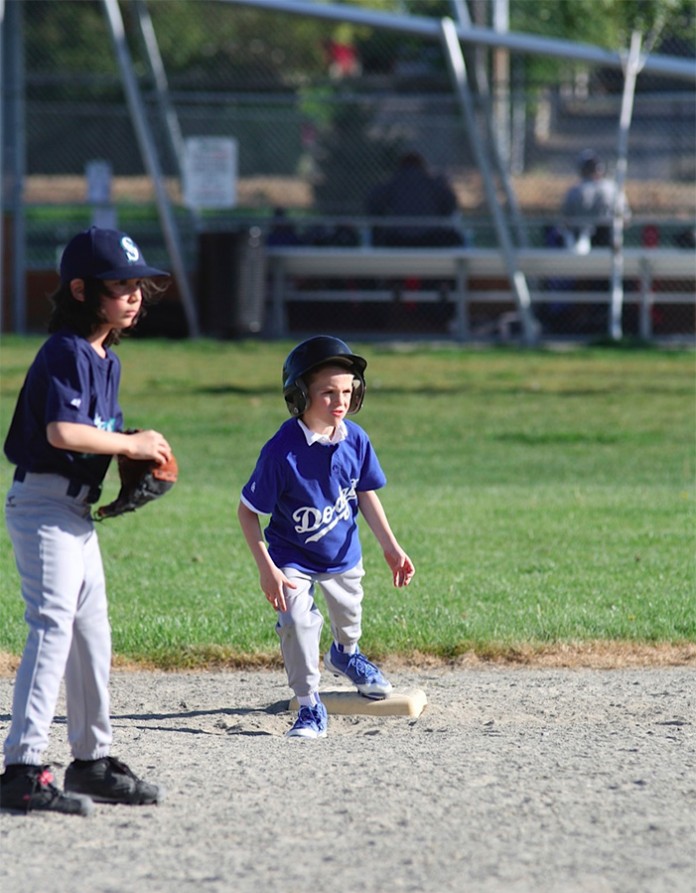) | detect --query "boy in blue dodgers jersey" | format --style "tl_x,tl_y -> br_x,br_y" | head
238,336 -> 415,739
1,227 -> 172,815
